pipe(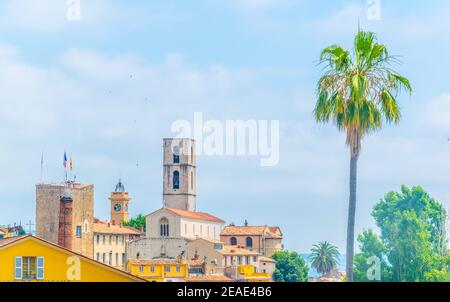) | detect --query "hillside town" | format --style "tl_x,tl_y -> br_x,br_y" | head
0,138 -> 283,282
